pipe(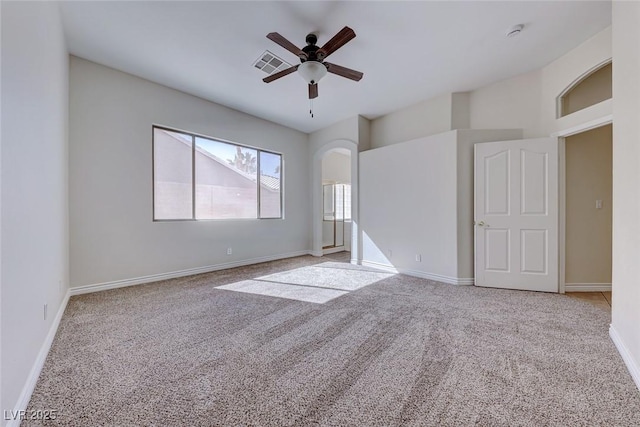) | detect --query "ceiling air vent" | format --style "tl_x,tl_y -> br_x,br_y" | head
253,50 -> 292,75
